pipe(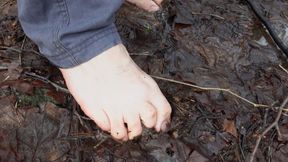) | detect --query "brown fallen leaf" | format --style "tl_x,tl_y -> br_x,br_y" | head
0,61 -> 22,82
0,95 -> 24,129
187,151 -> 210,162
223,119 -> 238,137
